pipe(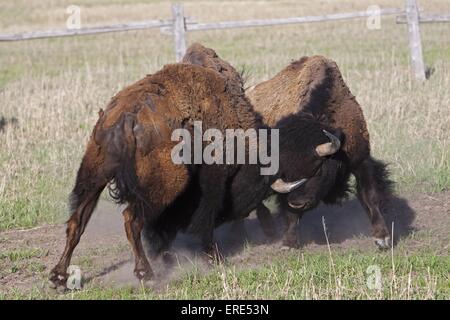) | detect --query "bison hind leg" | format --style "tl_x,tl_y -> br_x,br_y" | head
142,221 -> 177,263
123,205 -> 154,281
50,140 -> 113,290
